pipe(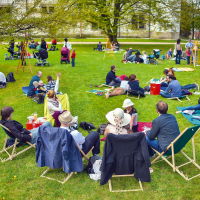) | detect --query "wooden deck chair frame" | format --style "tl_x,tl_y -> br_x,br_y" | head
40,144 -> 94,184
109,175 -> 143,192
0,123 -> 36,163
127,92 -> 140,99
167,95 -> 191,102
151,126 -> 200,181
98,83 -> 113,88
